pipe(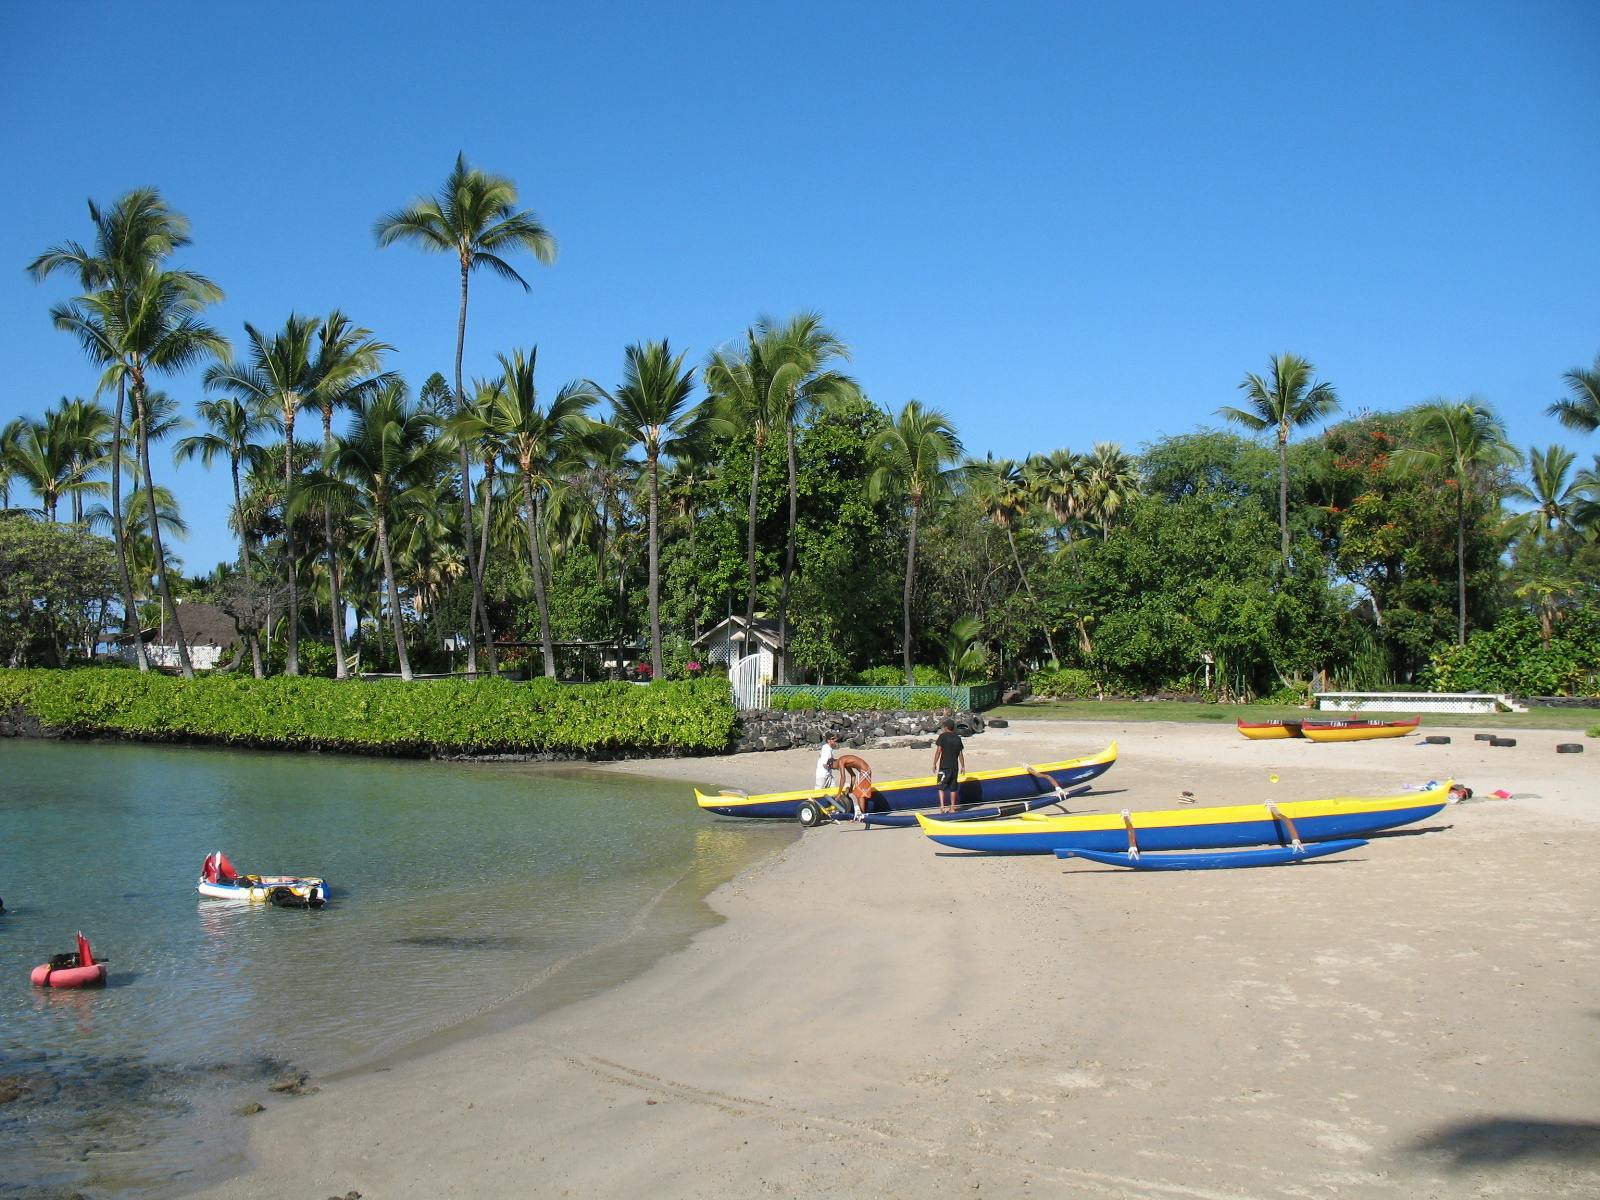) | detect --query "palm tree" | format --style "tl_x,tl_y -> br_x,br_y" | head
705,331 -> 796,646
1548,354 -> 1600,435
488,348 -> 600,678
375,153 -> 558,677
608,340 -> 700,678
52,397 -> 113,523
7,415 -> 79,521
940,615 -> 986,711
1027,447 -> 1089,558
1394,399 -> 1517,645
0,418 -> 24,511
1503,444 -> 1584,550
204,314 -> 321,675
1083,442 -> 1140,538
308,312 -> 392,677
869,401 -> 963,684
969,456 -> 1057,663
755,314 -> 854,676
295,383 -> 444,682
1217,353 -> 1340,570
175,396 -> 271,675
29,188 -> 226,676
